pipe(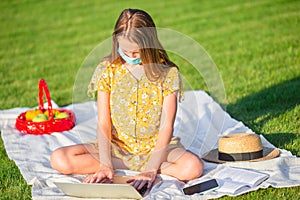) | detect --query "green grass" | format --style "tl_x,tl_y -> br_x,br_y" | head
0,0 -> 299,199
